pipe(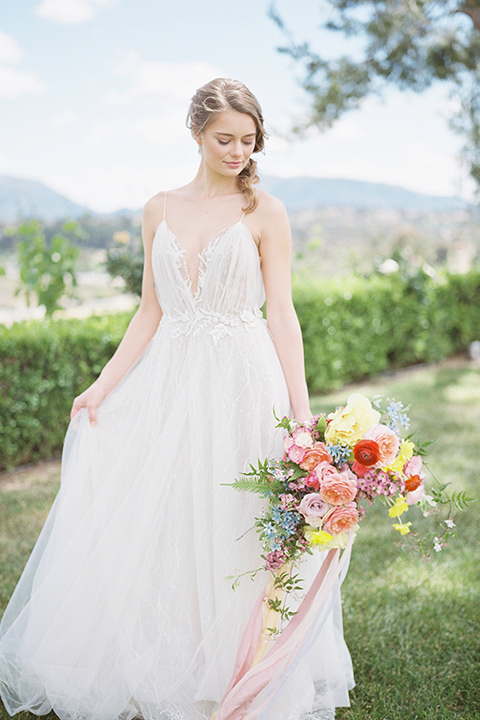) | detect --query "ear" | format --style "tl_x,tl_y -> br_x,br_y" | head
191,129 -> 202,146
